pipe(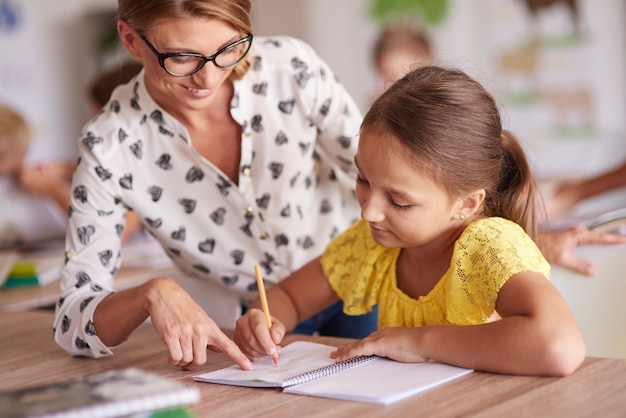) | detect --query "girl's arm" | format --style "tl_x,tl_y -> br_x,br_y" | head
234,256 -> 339,360
332,271 -> 586,376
